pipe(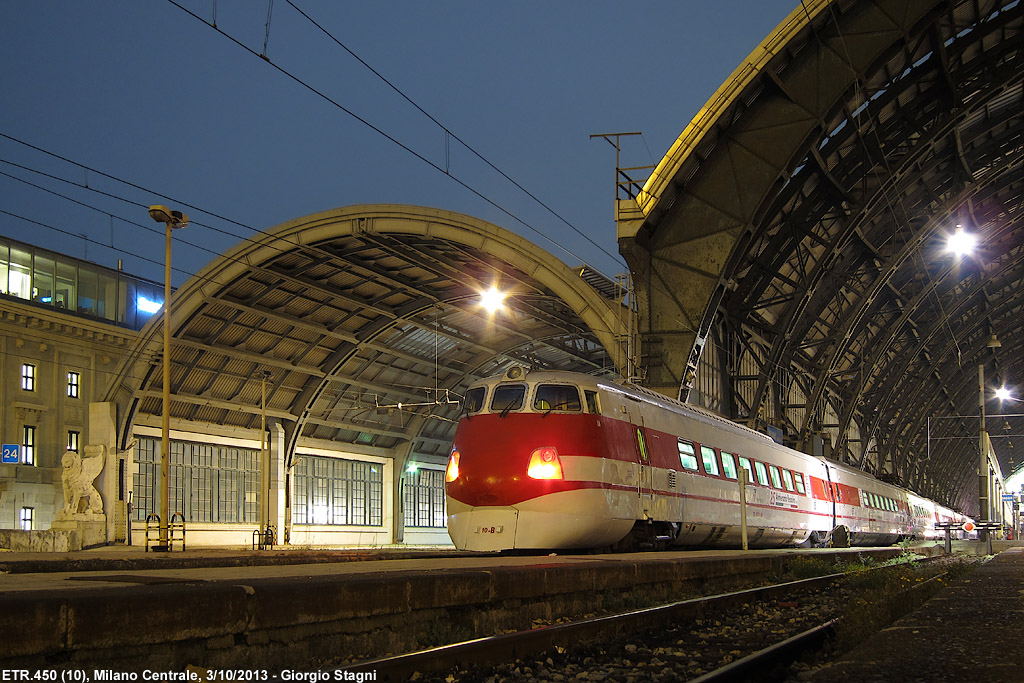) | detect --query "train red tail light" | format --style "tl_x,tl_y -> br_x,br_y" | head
527,446 -> 563,480
445,451 -> 461,482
